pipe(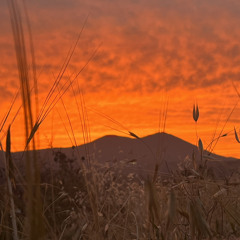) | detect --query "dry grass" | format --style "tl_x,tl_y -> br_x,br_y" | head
2,150 -> 238,239
0,0 -> 240,239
